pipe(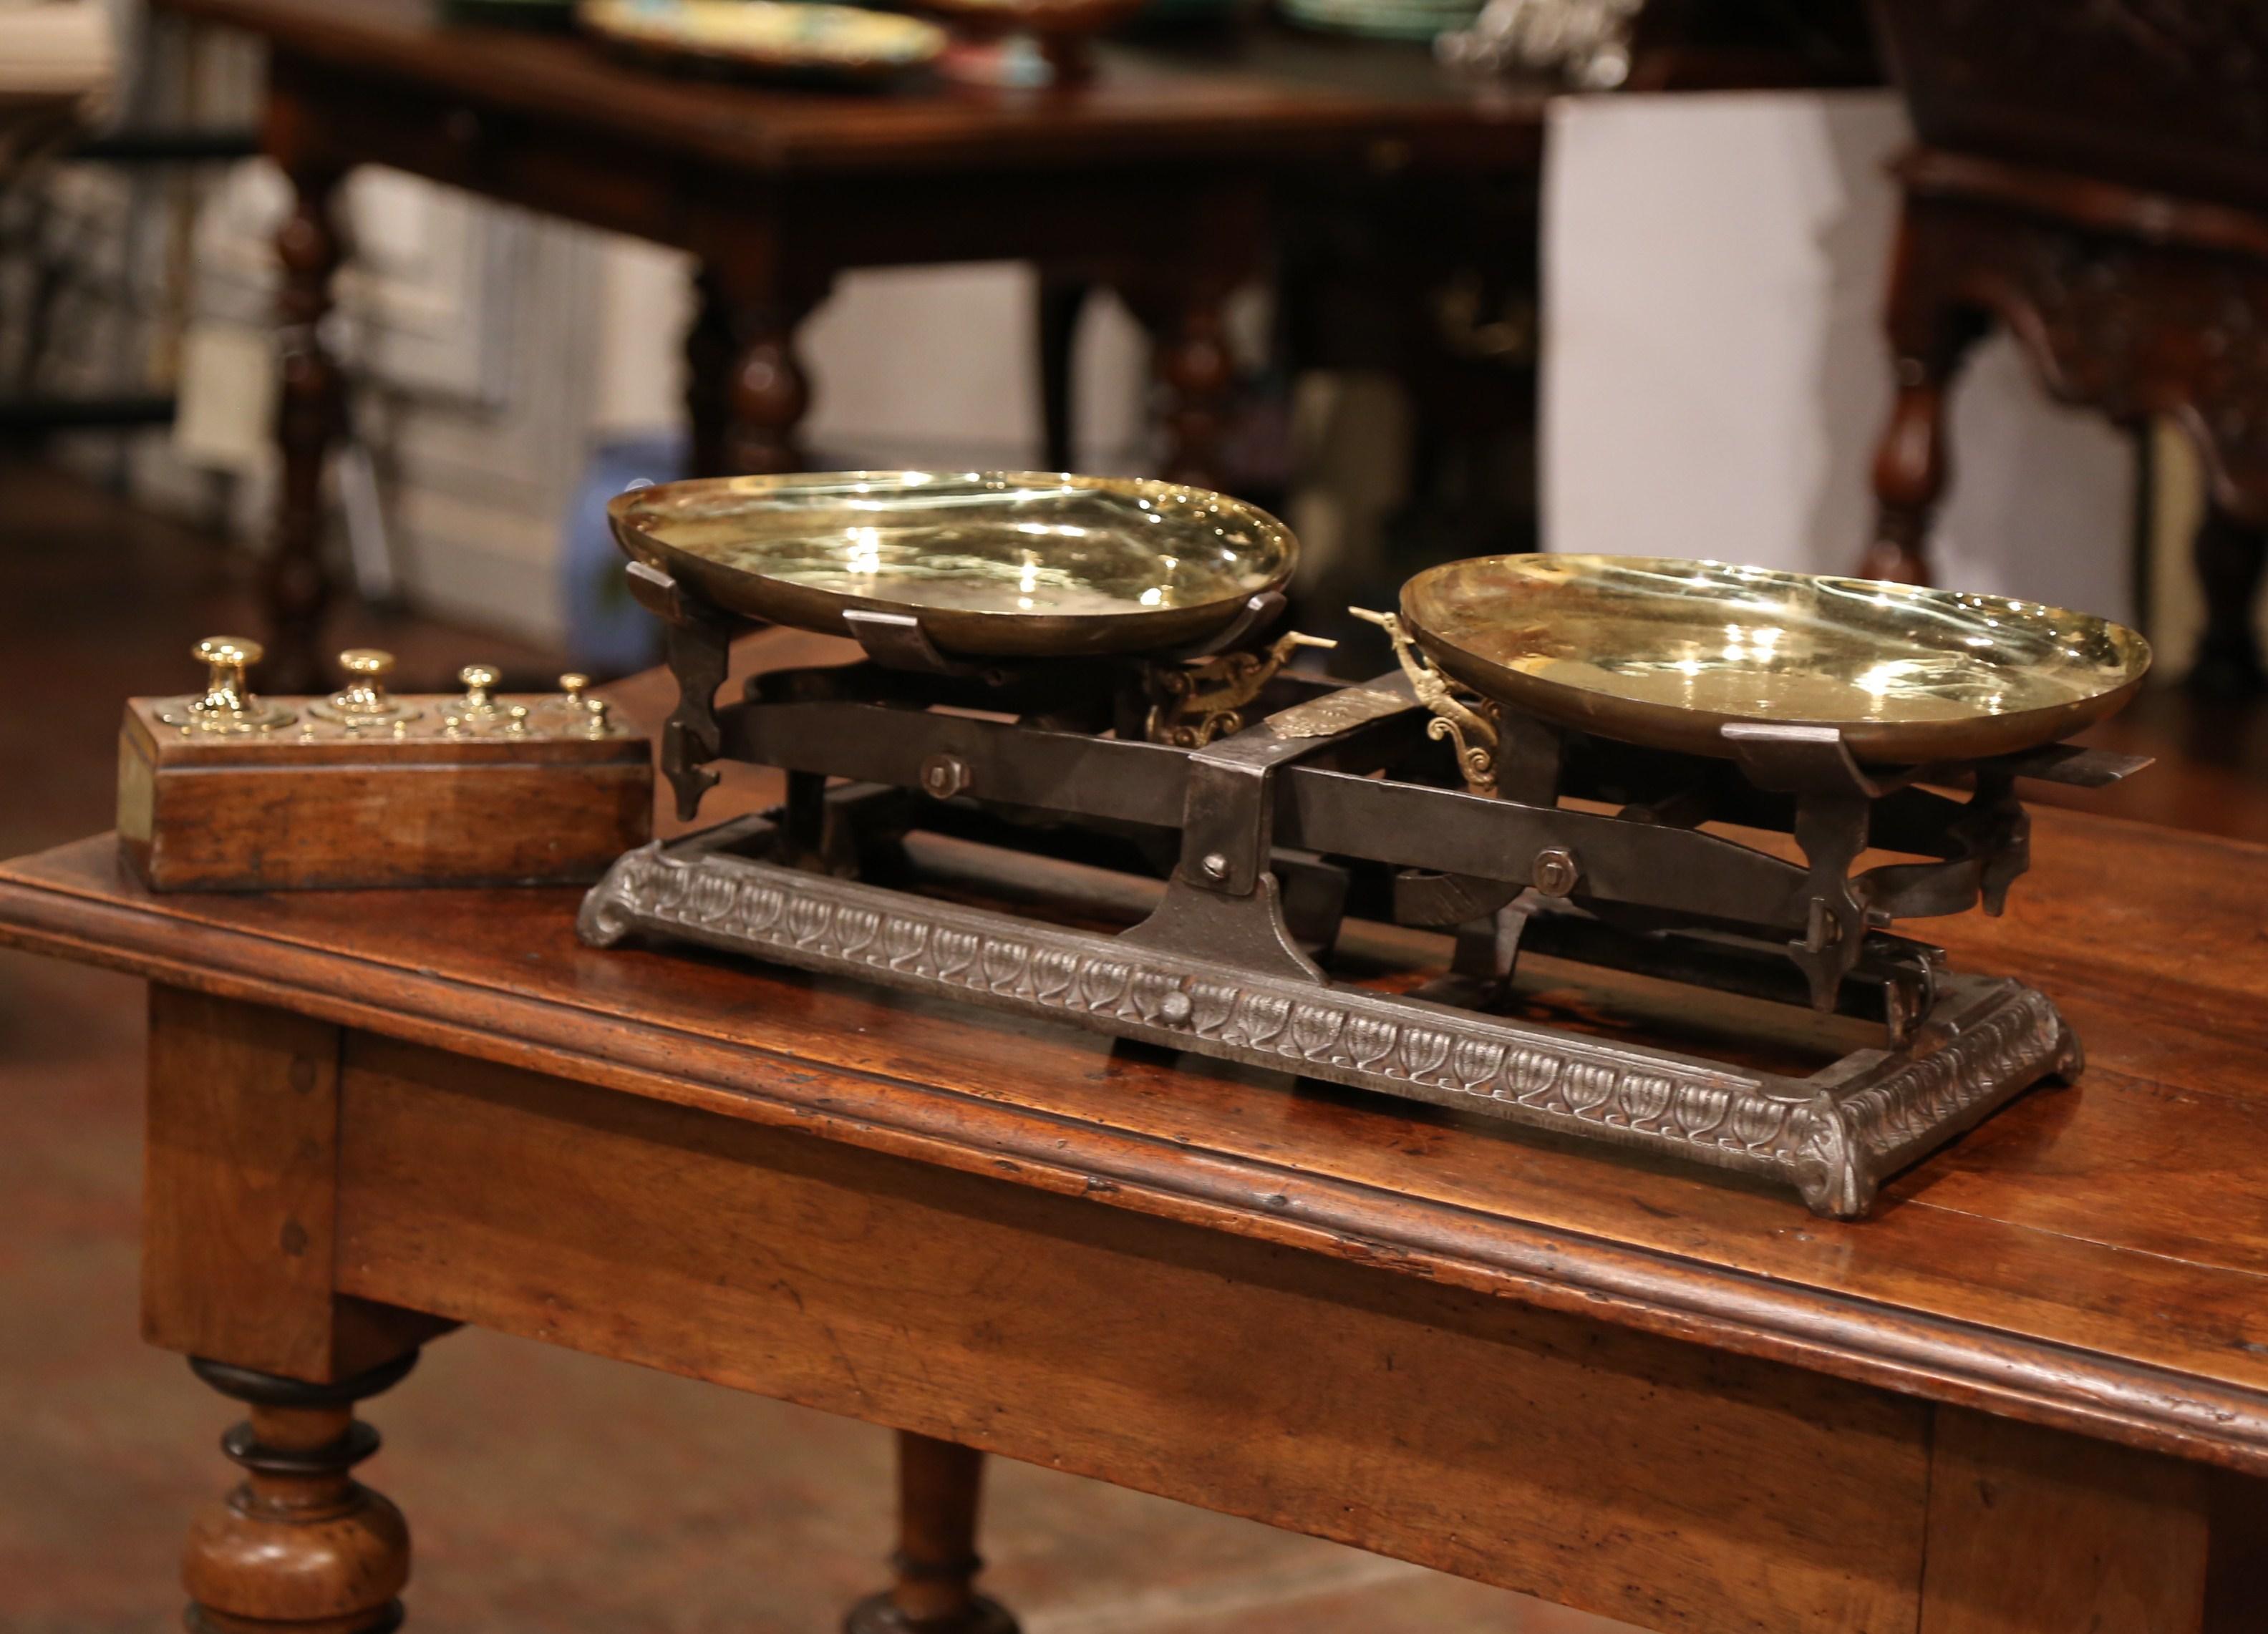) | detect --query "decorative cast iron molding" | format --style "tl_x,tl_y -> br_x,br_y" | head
581,845 -> 2075,1218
